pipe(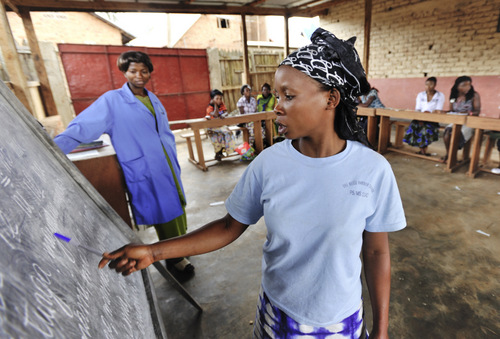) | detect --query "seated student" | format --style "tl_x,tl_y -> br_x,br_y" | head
237,84 -> 258,145
357,87 -> 385,142
206,89 -> 236,161
442,76 -> 481,162
256,82 -> 283,143
403,77 -> 445,156
358,87 -> 385,109
256,83 -> 276,112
